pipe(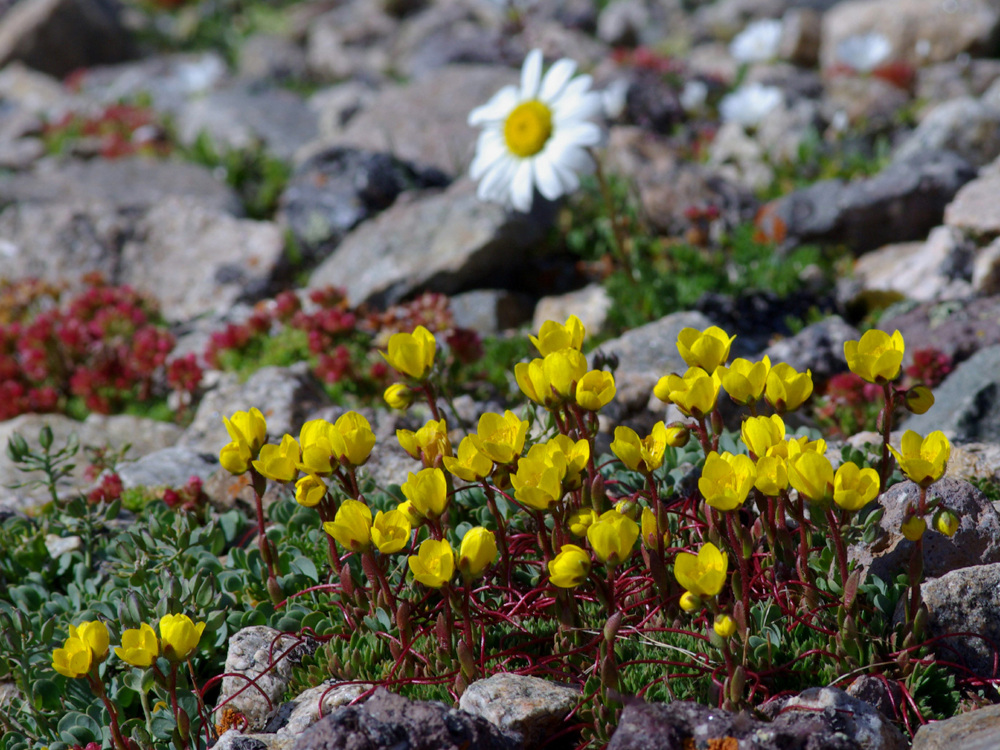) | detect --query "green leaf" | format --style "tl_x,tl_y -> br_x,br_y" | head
291,555 -> 318,583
